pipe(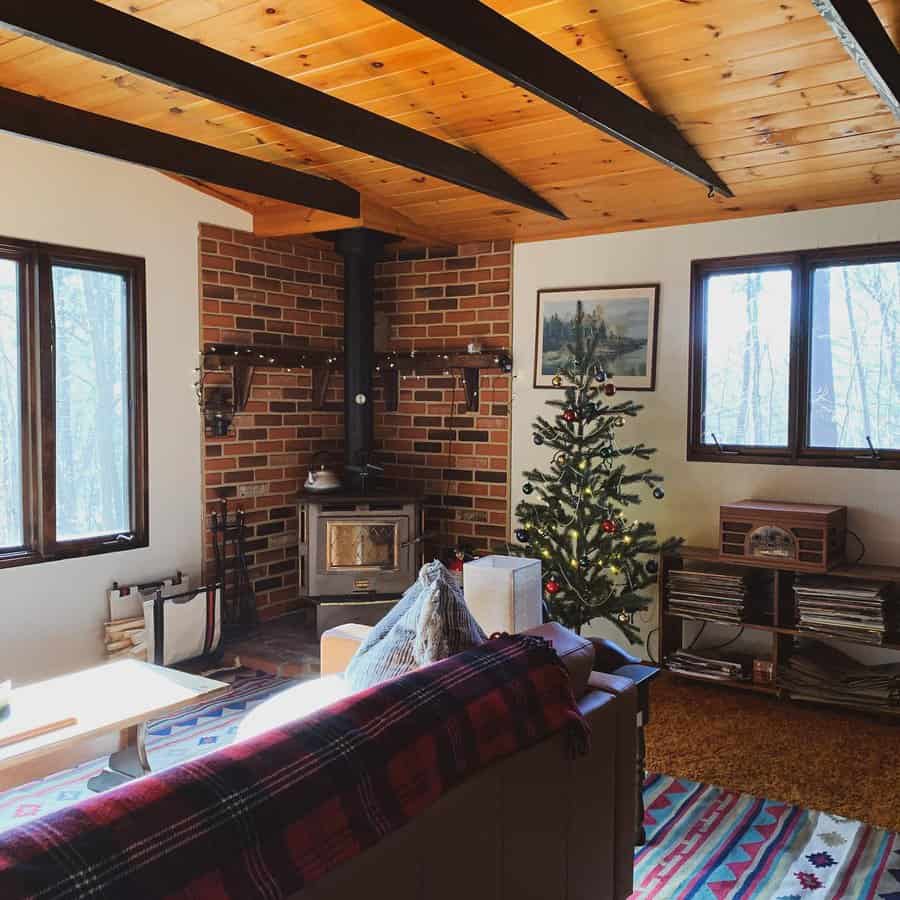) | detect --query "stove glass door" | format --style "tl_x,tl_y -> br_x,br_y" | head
325,520 -> 400,572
